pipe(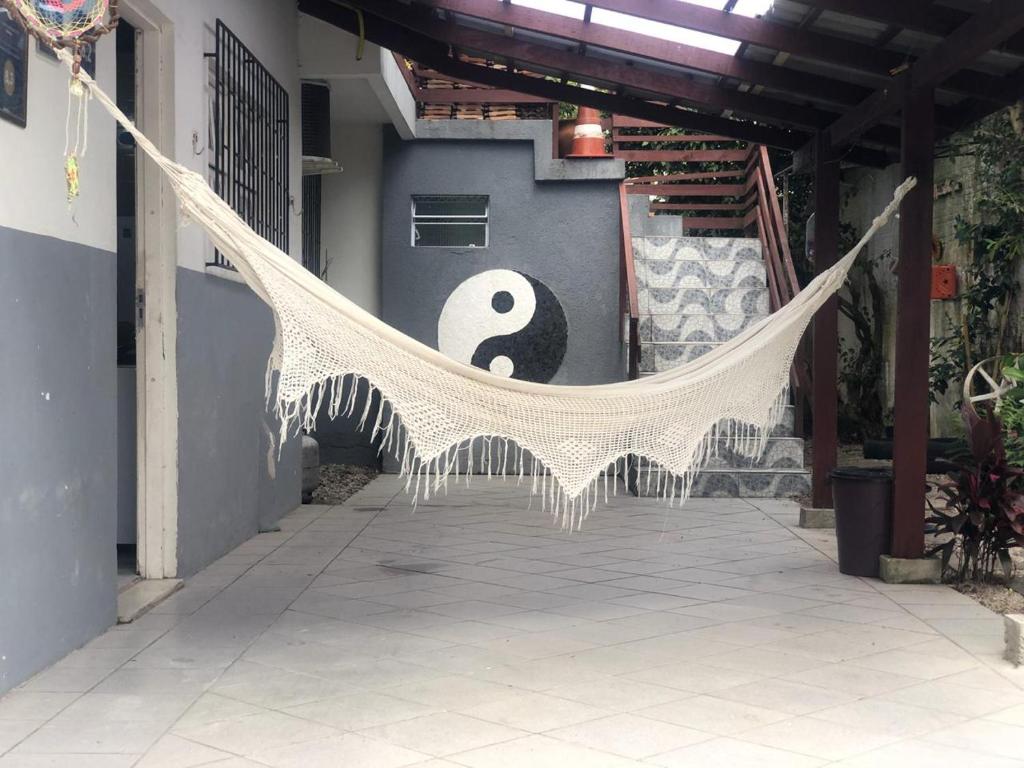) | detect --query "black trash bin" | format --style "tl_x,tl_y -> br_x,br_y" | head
831,467 -> 893,578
